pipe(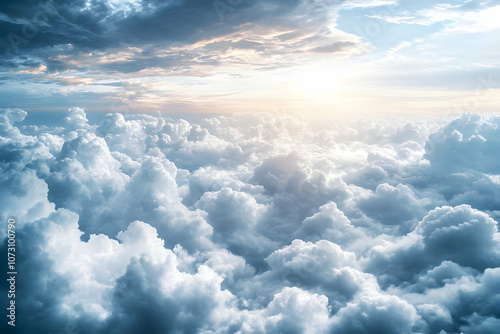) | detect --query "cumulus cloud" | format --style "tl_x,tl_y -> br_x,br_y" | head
365,204 -> 500,288
294,201 -> 365,248
1,108 -> 500,333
